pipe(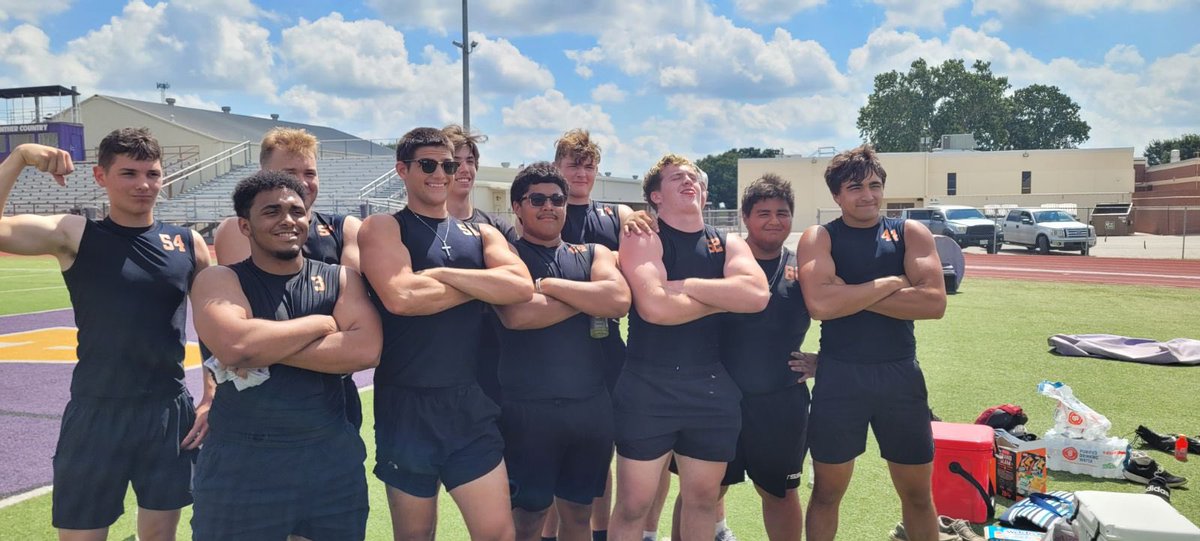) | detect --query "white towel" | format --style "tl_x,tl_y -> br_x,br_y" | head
203,356 -> 270,390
